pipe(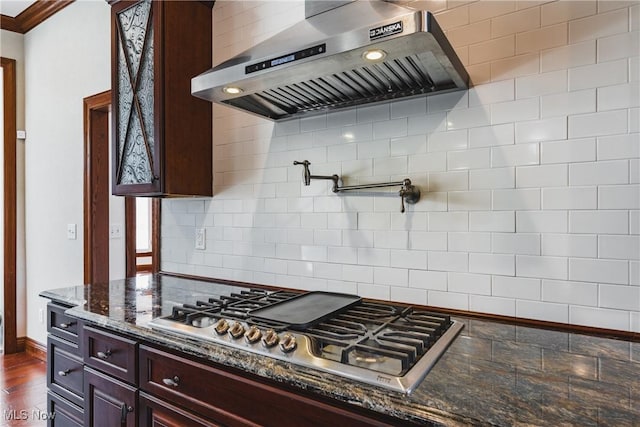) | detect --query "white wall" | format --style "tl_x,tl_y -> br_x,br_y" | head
1,29 -> 27,339
24,1 -> 111,344
162,0 -> 640,332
